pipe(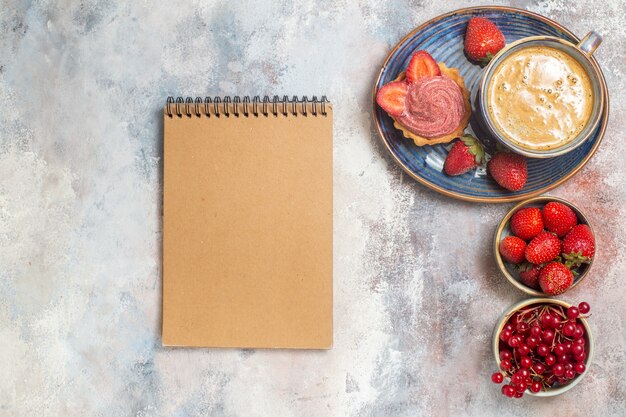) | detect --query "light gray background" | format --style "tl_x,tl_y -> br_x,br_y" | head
1,1 -> 625,416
